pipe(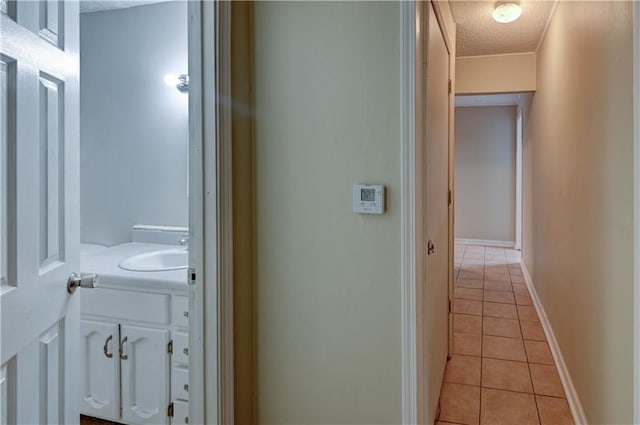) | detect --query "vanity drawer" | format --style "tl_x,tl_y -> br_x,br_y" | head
82,288 -> 169,325
172,400 -> 189,425
172,332 -> 189,365
172,296 -> 189,328
171,366 -> 189,401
